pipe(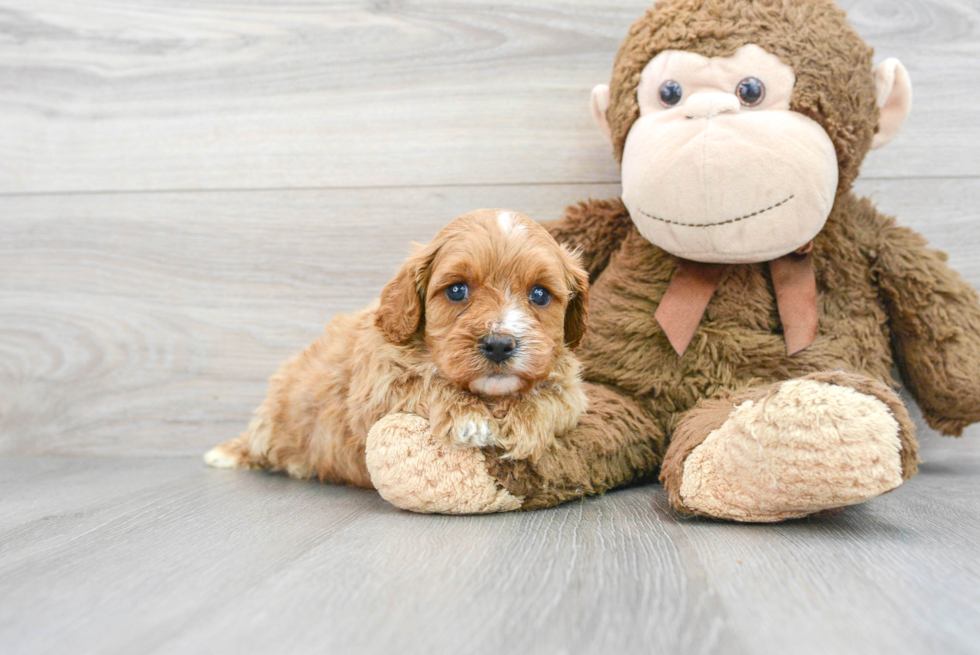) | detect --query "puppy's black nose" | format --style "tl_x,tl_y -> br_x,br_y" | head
479,336 -> 517,364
